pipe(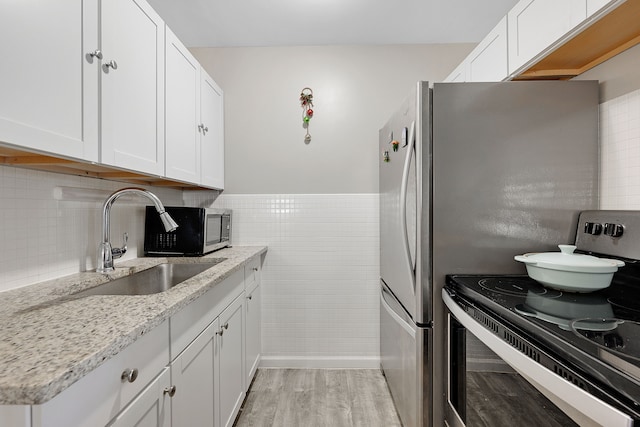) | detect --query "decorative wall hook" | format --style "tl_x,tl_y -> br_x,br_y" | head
300,87 -> 314,143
